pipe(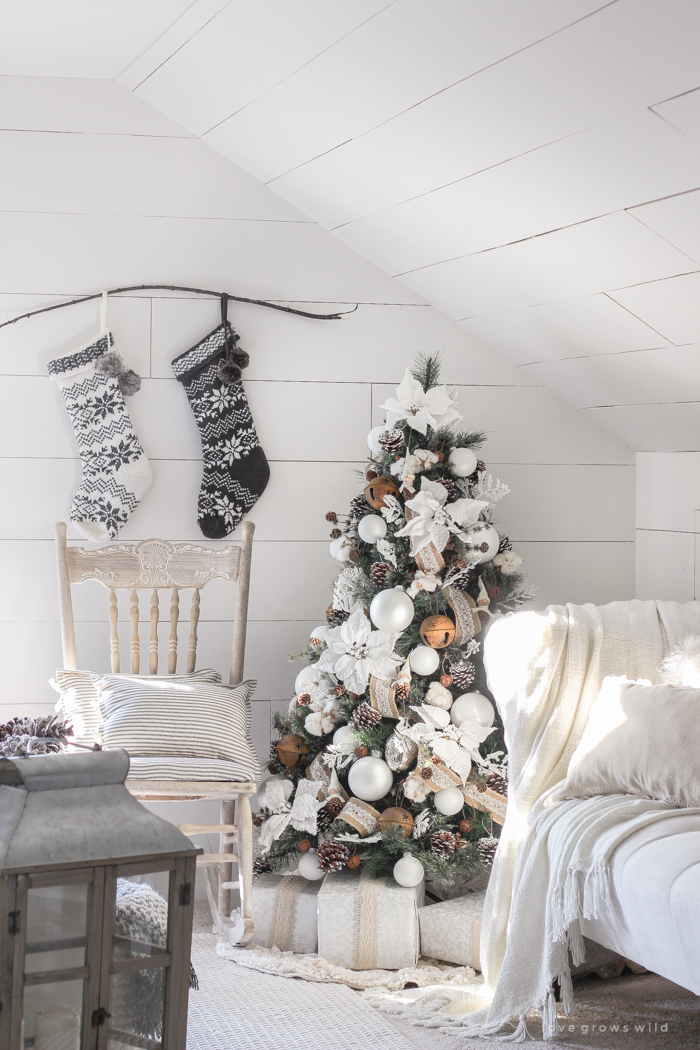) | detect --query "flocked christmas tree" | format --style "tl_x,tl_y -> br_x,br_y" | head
257,355 -> 531,888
